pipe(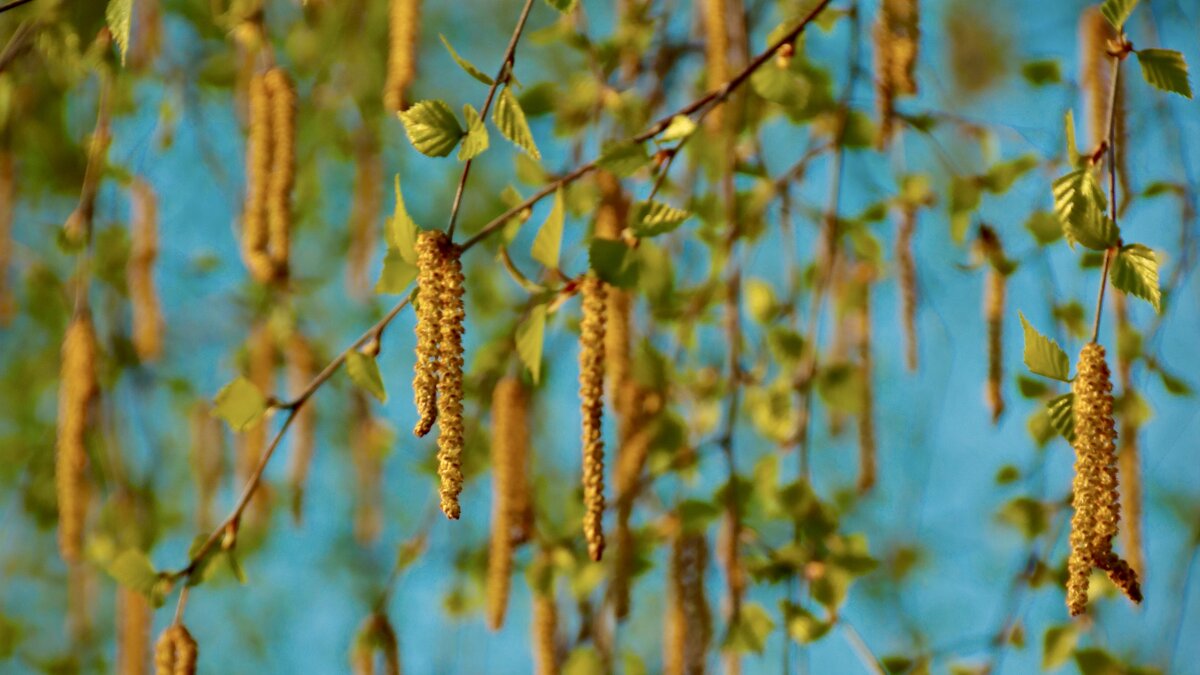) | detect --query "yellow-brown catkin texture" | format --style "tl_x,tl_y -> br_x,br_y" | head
56,313 -> 98,564
594,172 -> 633,421
351,392 -> 385,545
896,204 -> 918,370
242,72 -> 274,282
1068,343 -> 1142,616
856,266 -> 877,493
665,532 -> 712,675
532,588 -> 559,675
154,624 -> 198,675
874,0 -> 920,148
412,230 -> 445,438
984,267 -> 1005,423
1078,8 -> 1130,203
347,135 -> 383,298
579,276 -> 608,561
264,67 -> 296,280
0,151 -> 14,325
702,0 -> 729,131
486,377 -> 530,630
435,237 -> 466,520
67,564 -> 95,642
1113,294 -> 1145,580
117,586 -> 150,675
128,178 -> 163,362
384,0 -> 421,112
287,333 -> 317,523
190,402 -> 225,531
